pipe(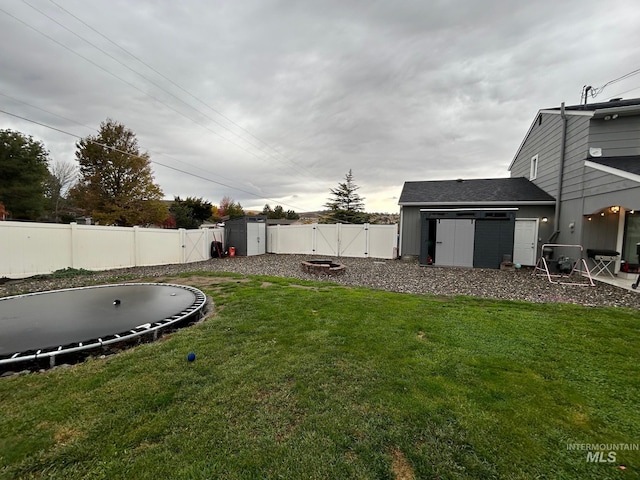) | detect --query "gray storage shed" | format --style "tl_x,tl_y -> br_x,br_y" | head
224,216 -> 267,256
399,178 -> 556,267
